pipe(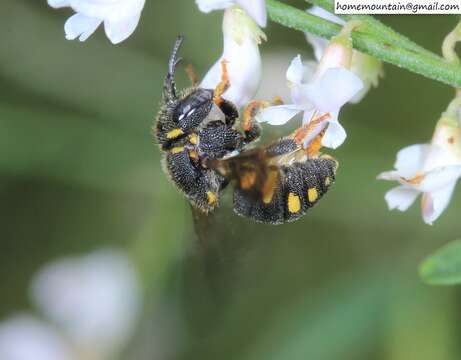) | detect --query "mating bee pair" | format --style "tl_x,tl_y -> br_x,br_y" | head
154,36 -> 338,225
